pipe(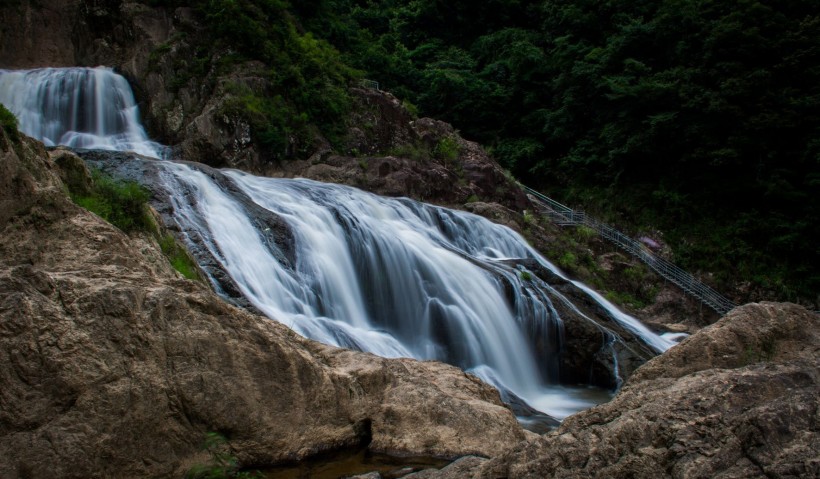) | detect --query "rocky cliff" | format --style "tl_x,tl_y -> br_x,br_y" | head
0,122 -> 526,478
405,302 -> 819,478
0,0 -> 528,212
